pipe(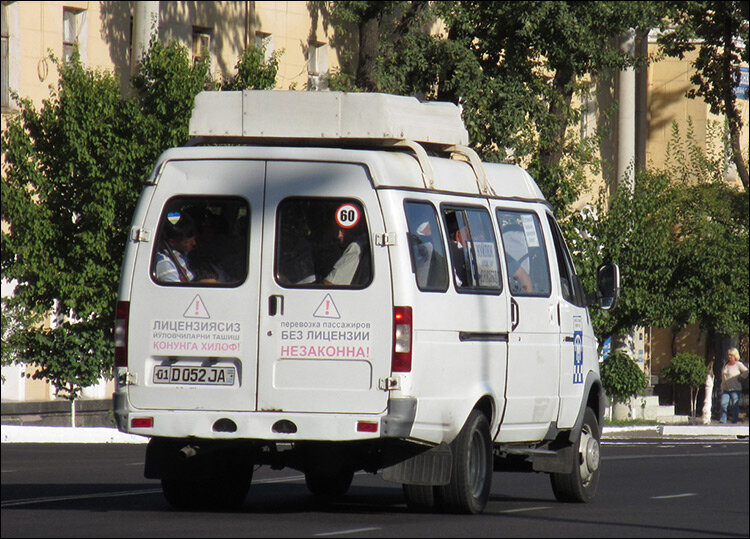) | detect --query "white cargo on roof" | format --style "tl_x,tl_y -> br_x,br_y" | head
189,90 -> 469,145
